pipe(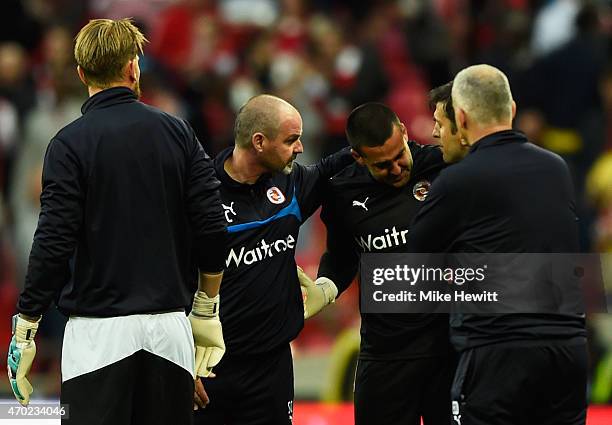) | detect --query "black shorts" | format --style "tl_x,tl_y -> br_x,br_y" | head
61,350 -> 194,425
354,356 -> 455,425
194,344 -> 294,425
451,342 -> 588,425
